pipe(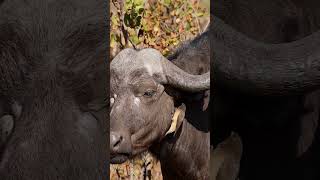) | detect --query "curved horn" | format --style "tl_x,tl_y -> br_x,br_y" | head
111,48 -> 210,92
212,15 -> 320,95
160,57 -> 210,92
